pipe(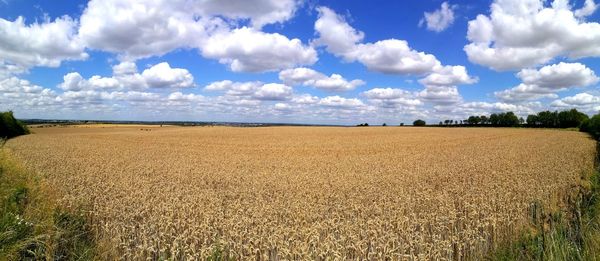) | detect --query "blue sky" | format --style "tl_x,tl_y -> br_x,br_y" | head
1,0 -> 600,124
